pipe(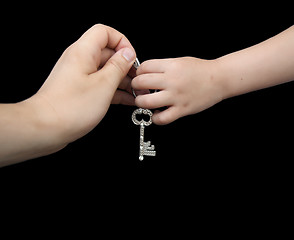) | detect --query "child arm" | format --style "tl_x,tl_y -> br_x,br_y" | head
132,26 -> 294,125
218,25 -> 294,99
